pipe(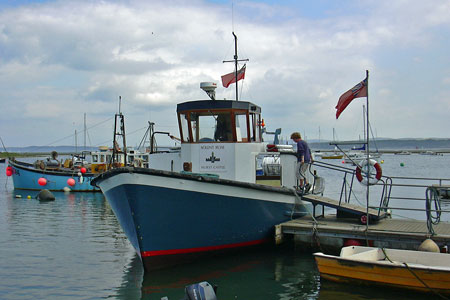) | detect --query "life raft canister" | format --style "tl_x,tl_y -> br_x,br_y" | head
356,159 -> 382,185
